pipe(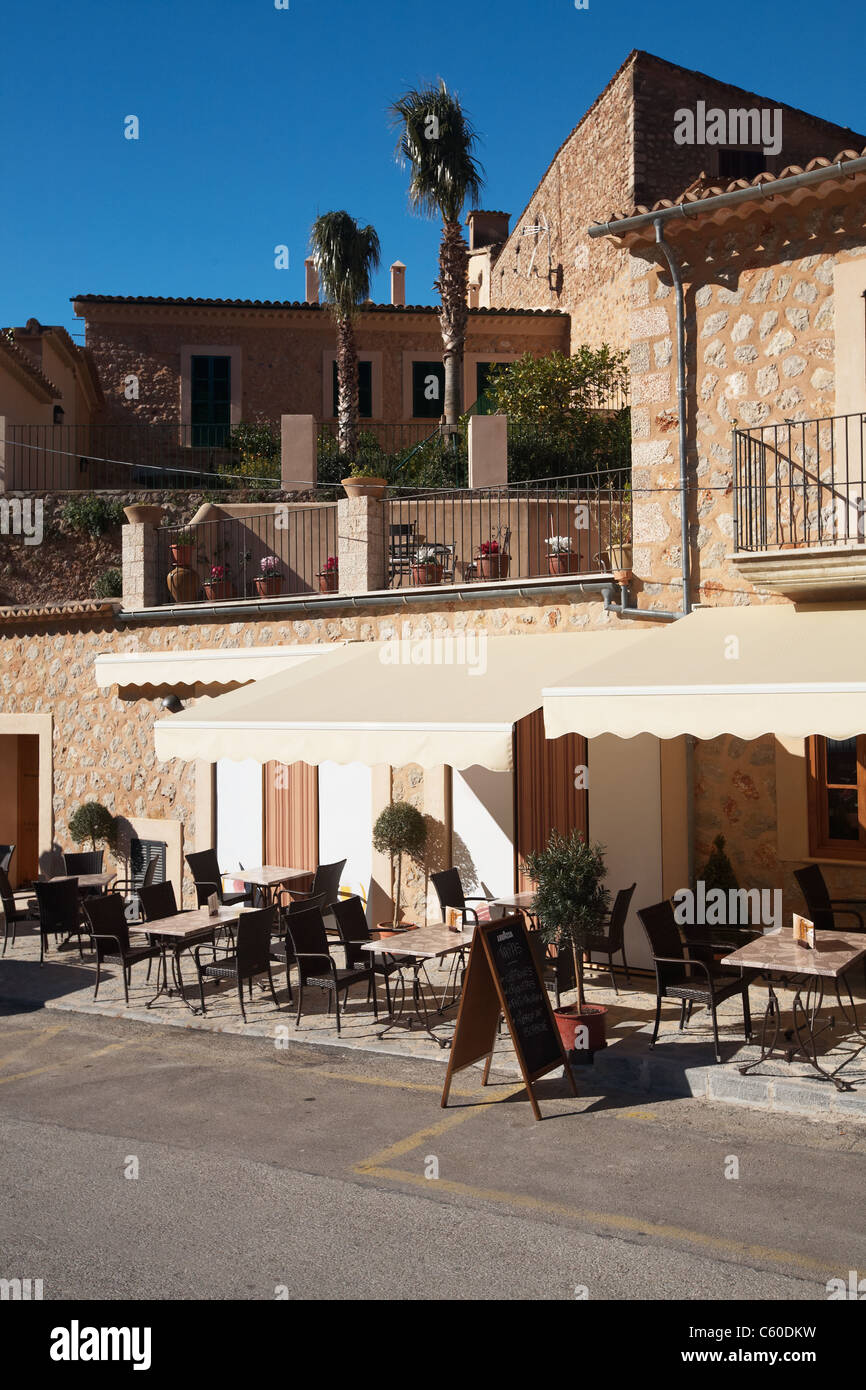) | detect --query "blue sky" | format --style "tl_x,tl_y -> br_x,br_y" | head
2,0 -> 862,342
